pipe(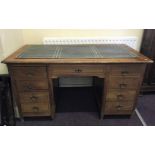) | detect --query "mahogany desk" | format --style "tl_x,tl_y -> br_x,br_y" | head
2,44 -> 153,119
